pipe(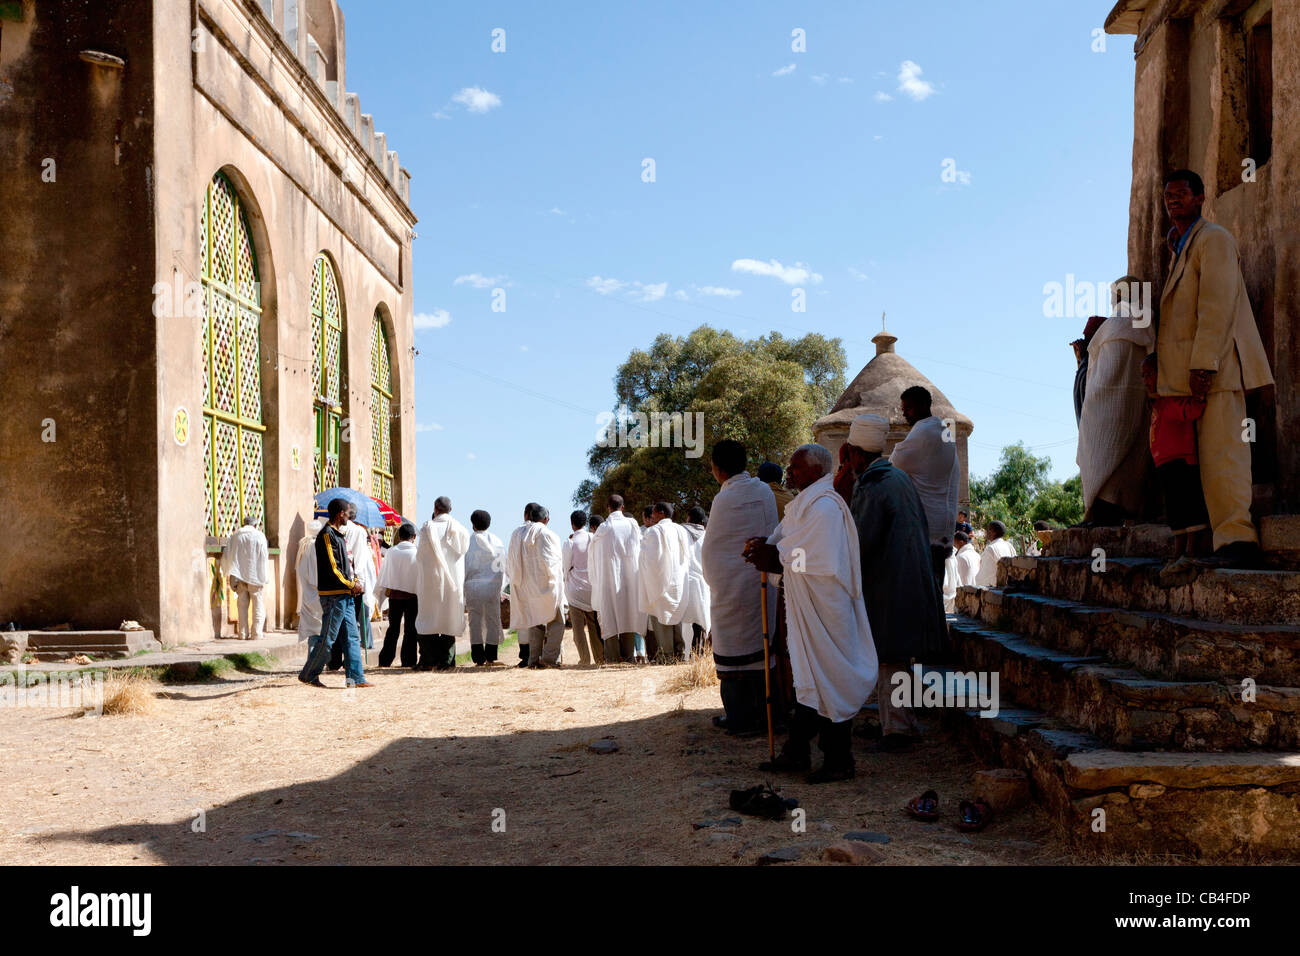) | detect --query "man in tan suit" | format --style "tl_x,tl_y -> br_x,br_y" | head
1157,170 -> 1273,564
